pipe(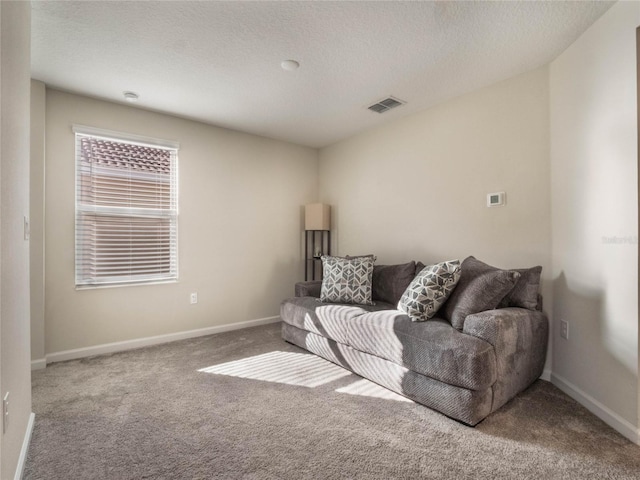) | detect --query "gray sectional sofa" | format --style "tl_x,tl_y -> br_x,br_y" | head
280,258 -> 548,426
